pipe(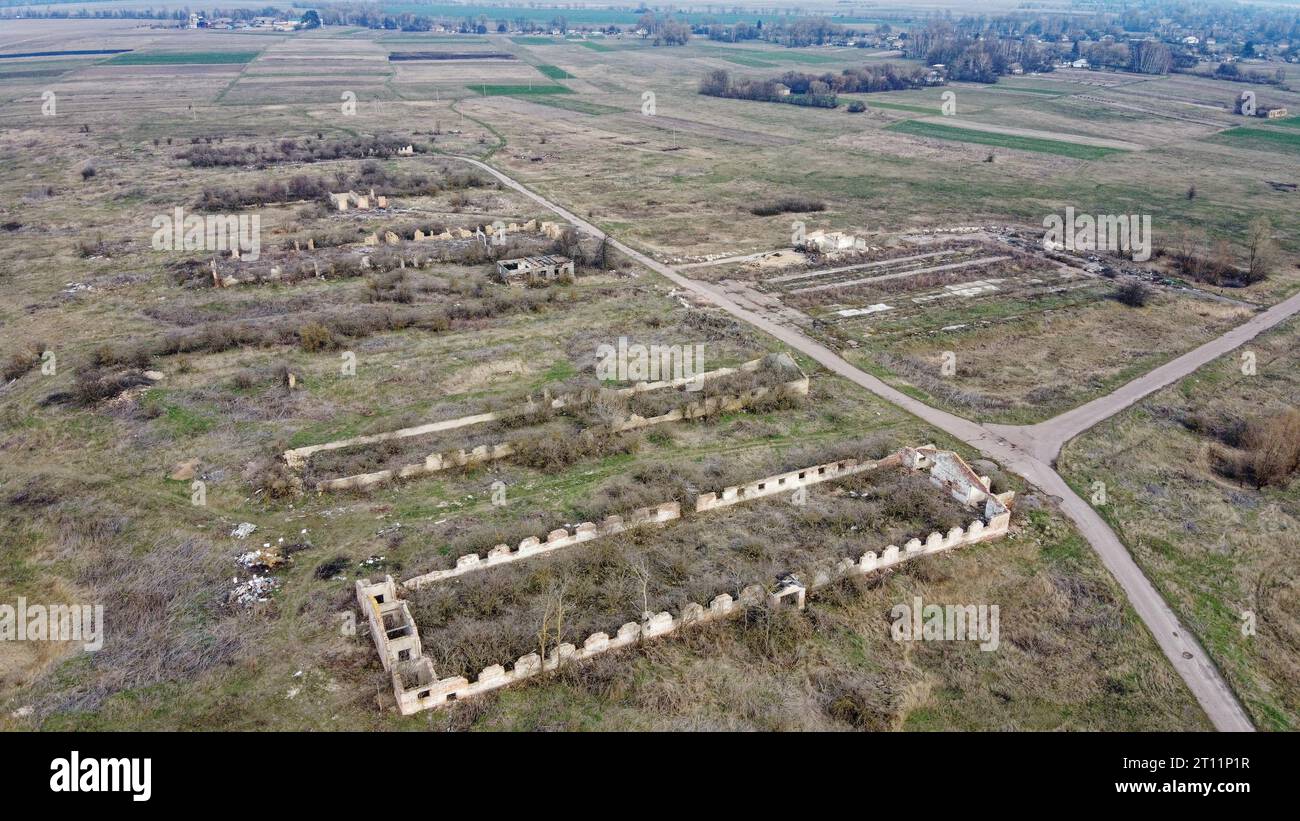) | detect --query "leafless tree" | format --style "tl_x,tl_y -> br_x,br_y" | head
537,580 -> 568,668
